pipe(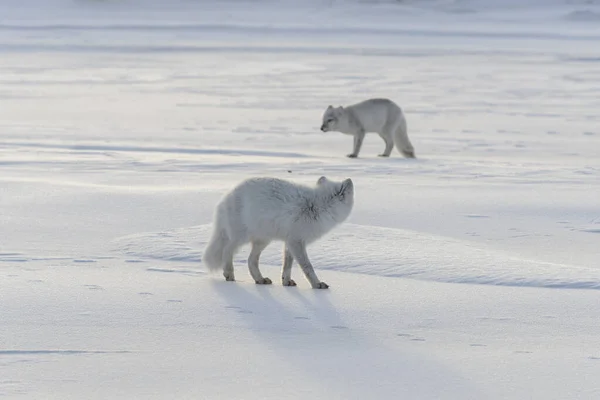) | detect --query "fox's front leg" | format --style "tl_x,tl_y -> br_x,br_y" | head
348,131 -> 365,158
286,240 -> 328,289
281,244 -> 296,287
